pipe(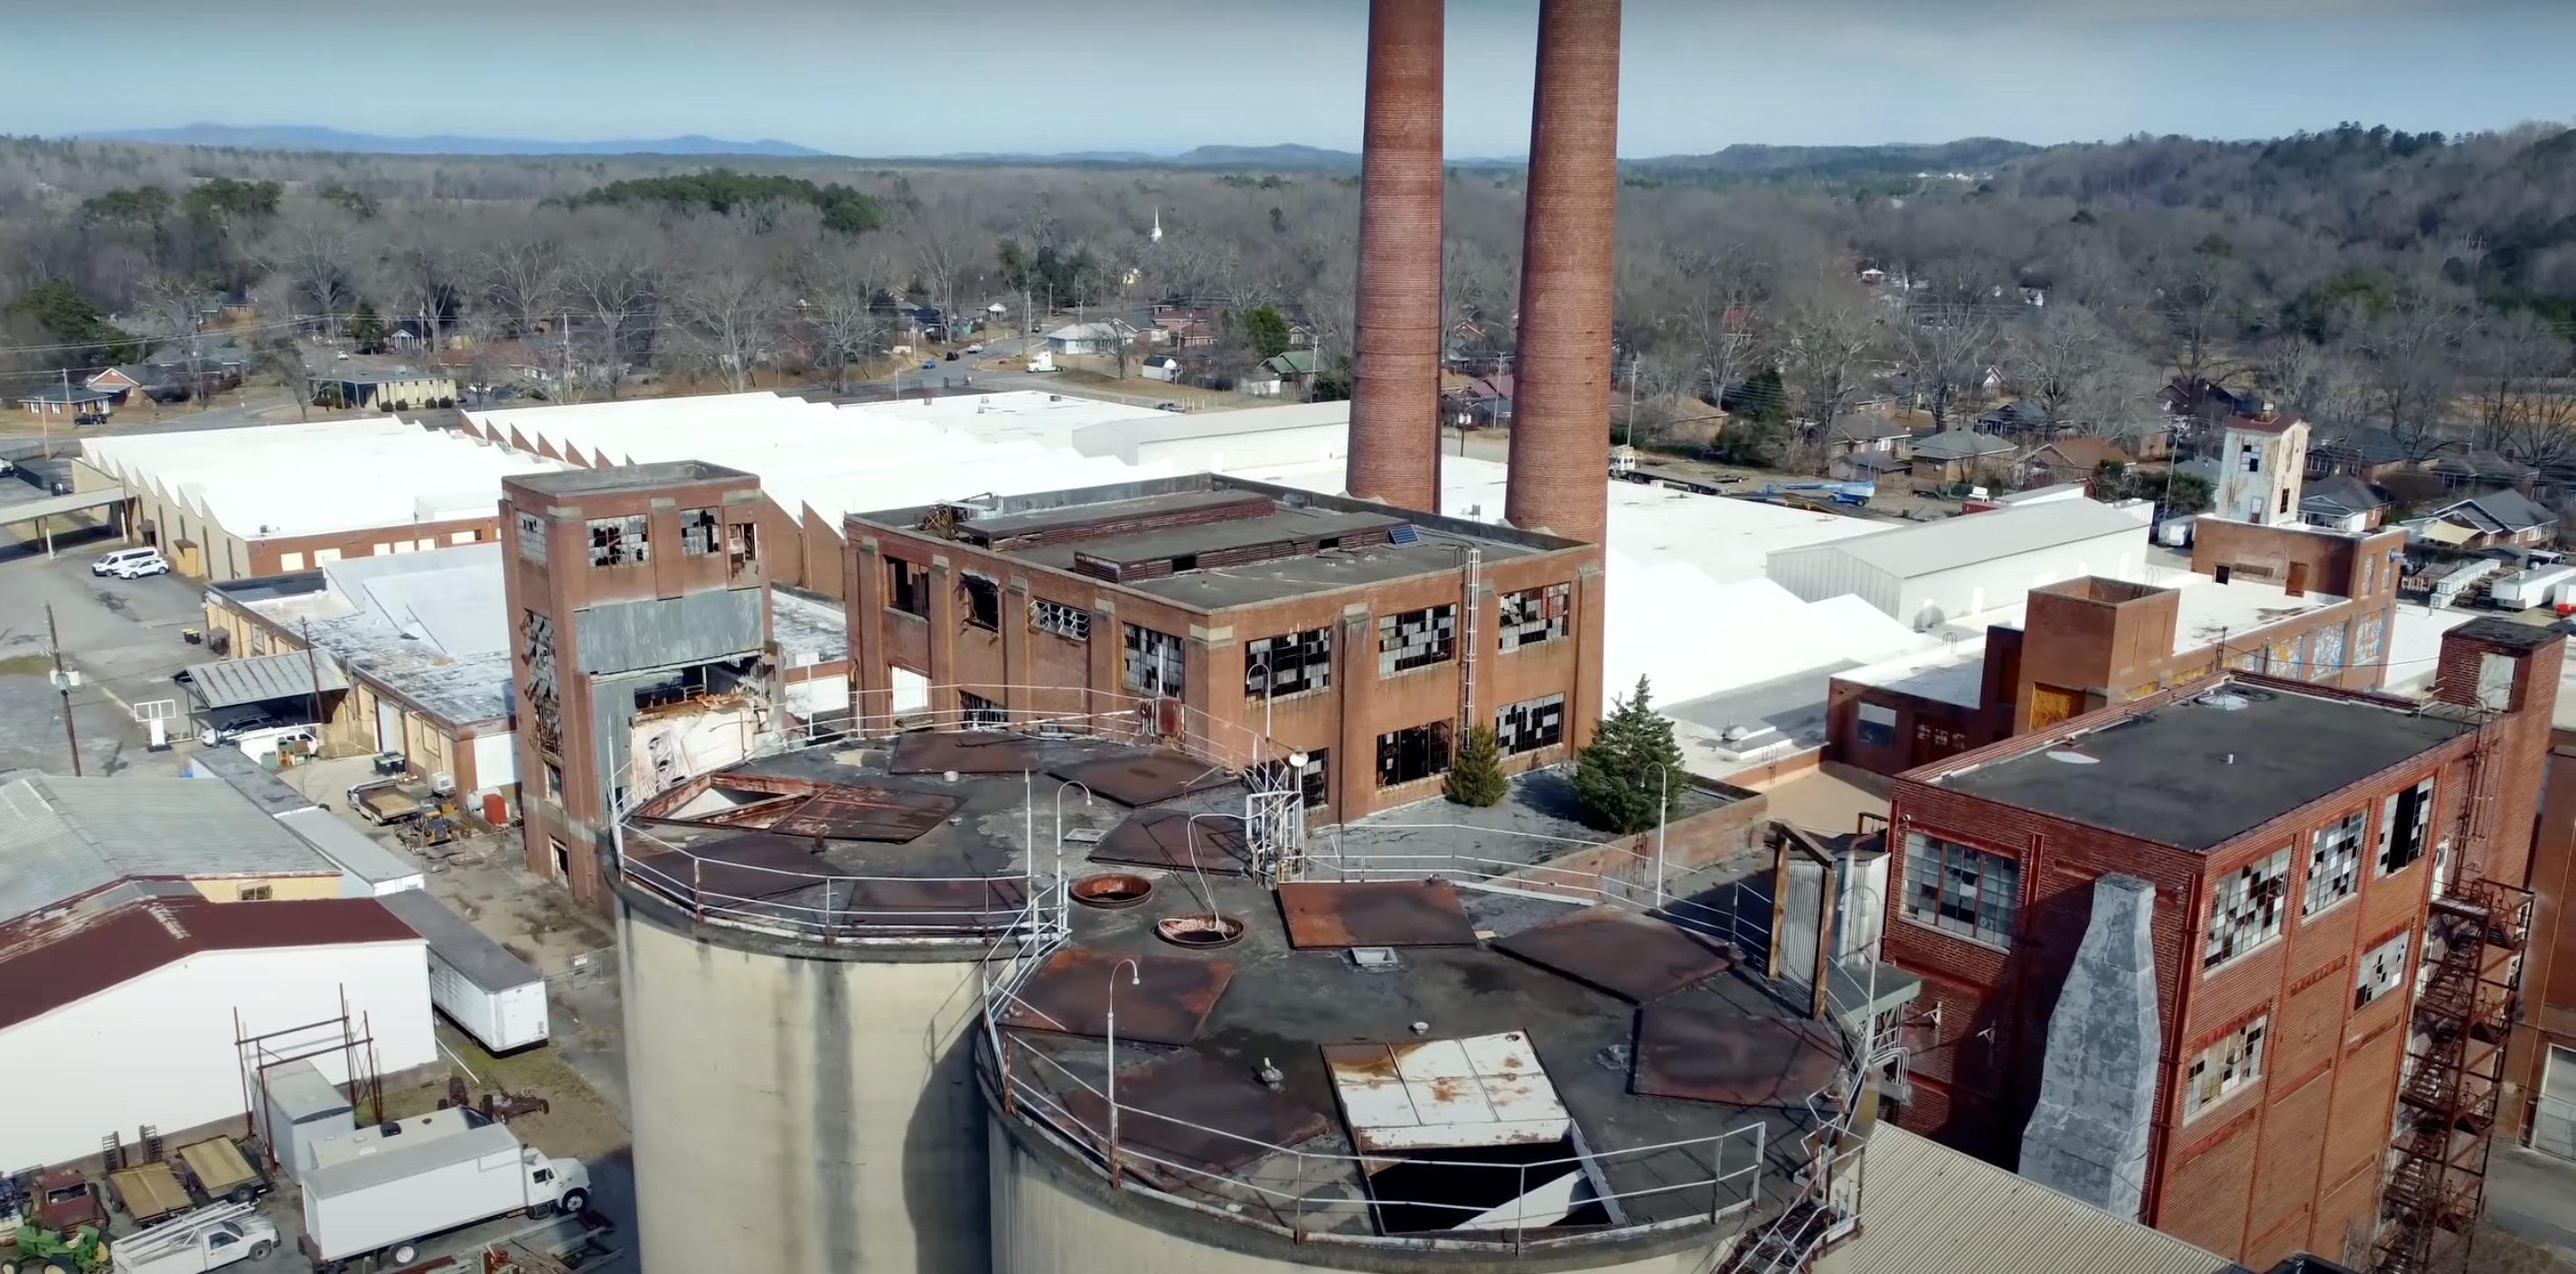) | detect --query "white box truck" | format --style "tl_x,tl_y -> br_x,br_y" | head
299,1120 -> 588,1274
